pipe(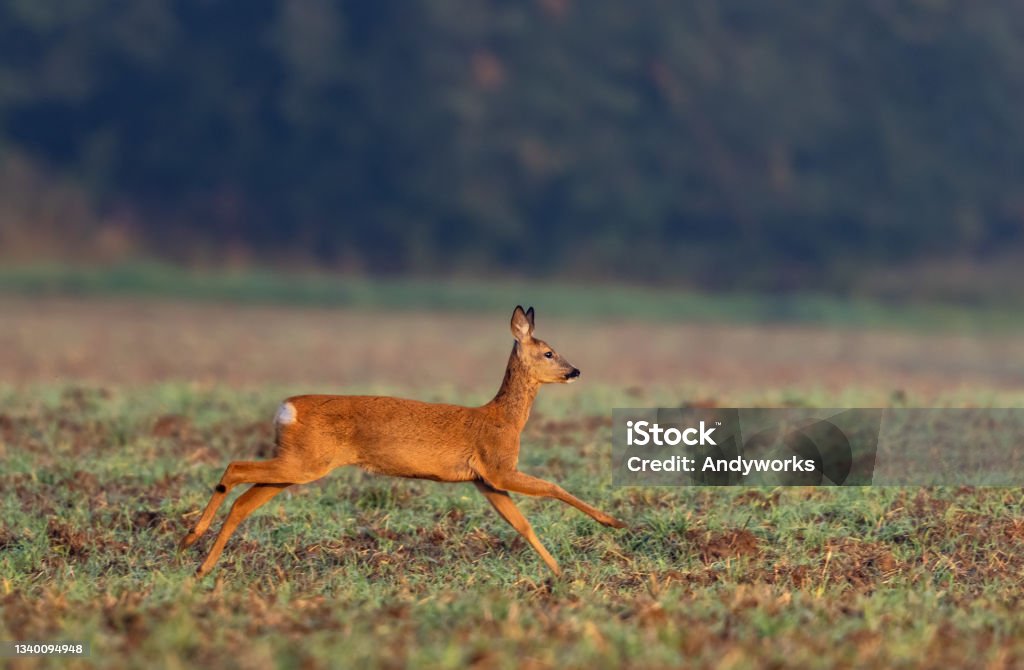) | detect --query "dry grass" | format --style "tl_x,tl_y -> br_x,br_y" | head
3,296 -> 1022,397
